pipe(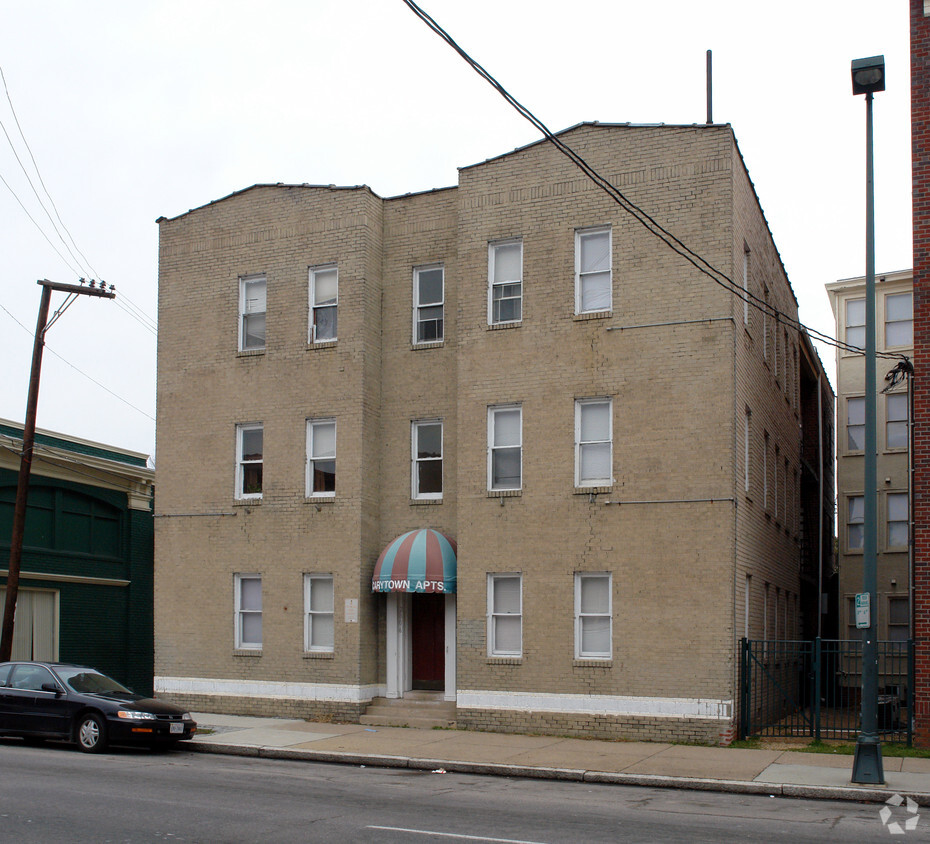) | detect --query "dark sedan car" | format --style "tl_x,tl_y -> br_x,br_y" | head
0,661 -> 196,753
